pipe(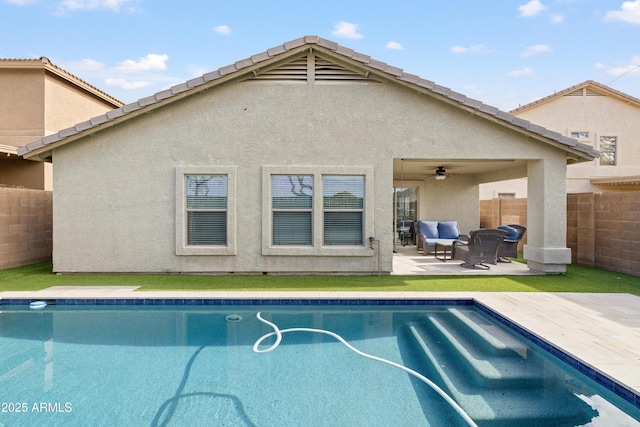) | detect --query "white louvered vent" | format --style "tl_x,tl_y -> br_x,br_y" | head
586,88 -> 604,96
252,57 -> 308,81
565,89 -> 584,96
564,88 -> 605,97
251,55 -> 372,83
314,56 -> 369,81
